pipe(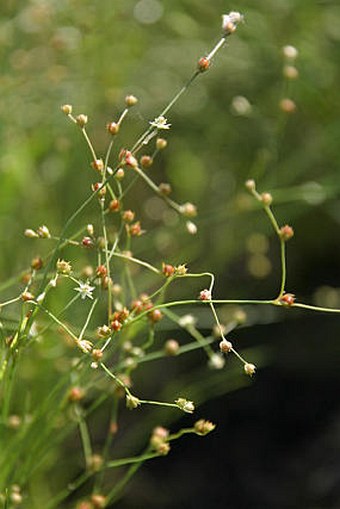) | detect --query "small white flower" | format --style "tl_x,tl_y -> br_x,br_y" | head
74,280 -> 95,300
208,353 -> 226,370
186,221 -> 197,235
77,339 -> 93,353
175,398 -> 195,413
282,45 -> 298,60
178,314 -> 197,327
231,95 -> 252,116
37,225 -> 51,238
222,11 -> 243,34
149,116 -> 171,130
